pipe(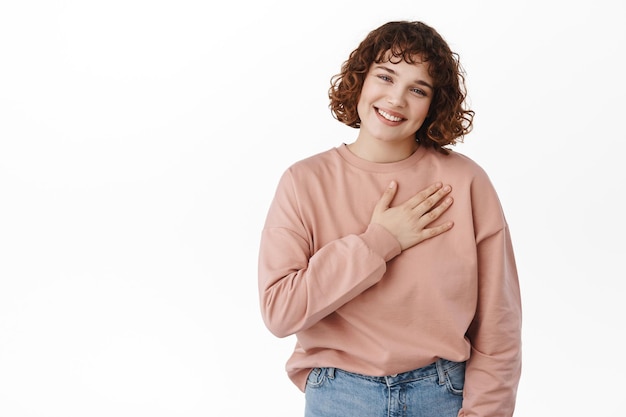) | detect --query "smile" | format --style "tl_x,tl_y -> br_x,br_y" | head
377,108 -> 404,122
